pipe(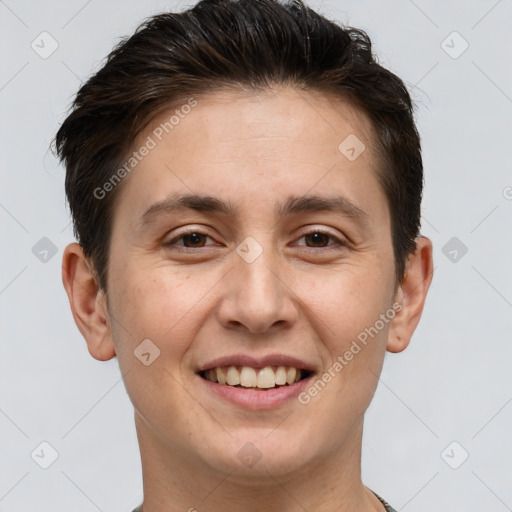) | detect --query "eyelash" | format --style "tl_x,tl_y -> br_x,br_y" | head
164,227 -> 347,251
